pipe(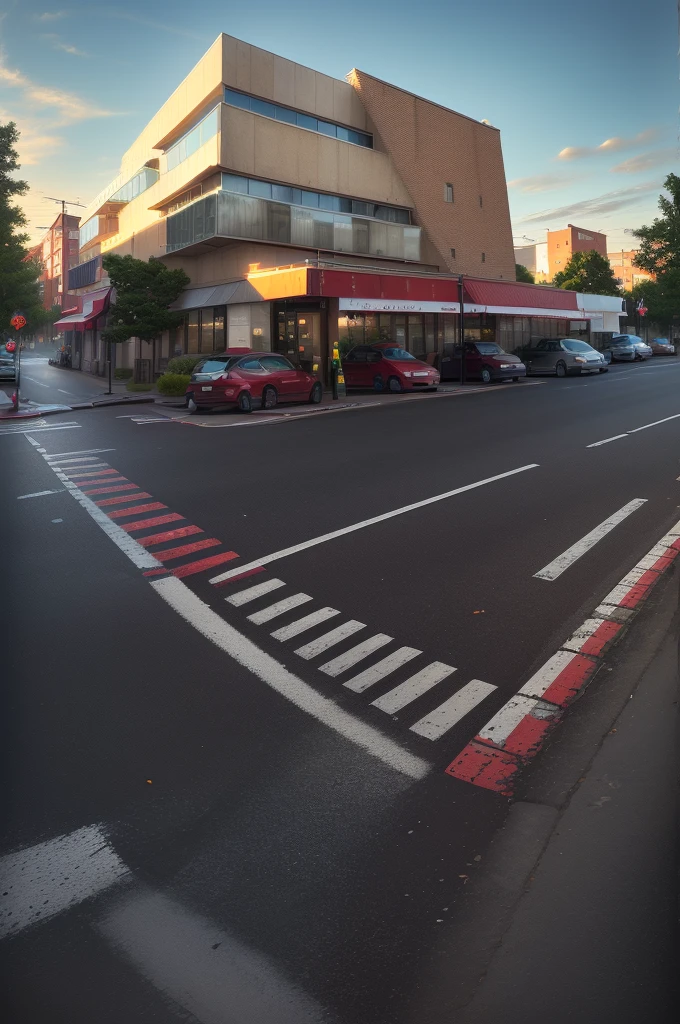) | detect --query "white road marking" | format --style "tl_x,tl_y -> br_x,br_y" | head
45,447 -> 116,457
24,435 -> 40,446
99,889 -> 329,1024
46,456 -> 100,465
294,620 -> 366,659
477,694 -> 553,745
23,376 -> 48,387
343,647 -> 422,693
371,662 -> 457,713
150,577 -> 428,780
17,489 -> 64,499
271,607 -> 340,641
226,578 -> 286,606
62,466 -> 113,477
586,433 -> 629,448
0,824 -> 129,940
209,463 -> 540,583
533,498 -> 647,580
518,649 -> 579,699
246,593 -> 313,624
410,679 -> 497,740
57,389 -> 74,395
562,617 -> 606,652
0,424 -> 81,436
319,634 -> 393,677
